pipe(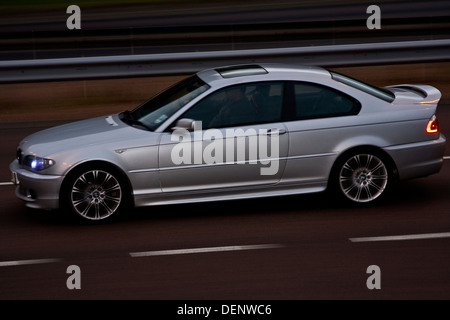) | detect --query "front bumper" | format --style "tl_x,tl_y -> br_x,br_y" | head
9,160 -> 64,210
